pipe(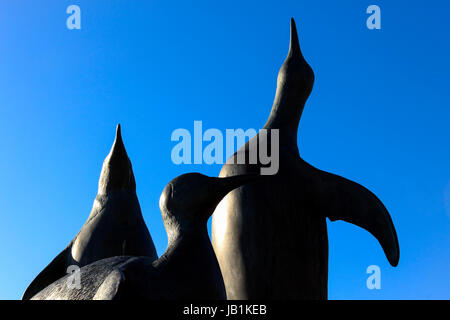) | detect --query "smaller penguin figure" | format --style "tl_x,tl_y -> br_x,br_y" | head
22,125 -> 157,300
30,173 -> 259,300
